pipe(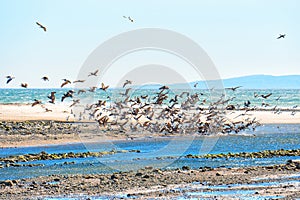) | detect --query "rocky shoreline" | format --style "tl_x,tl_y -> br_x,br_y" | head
0,161 -> 299,199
